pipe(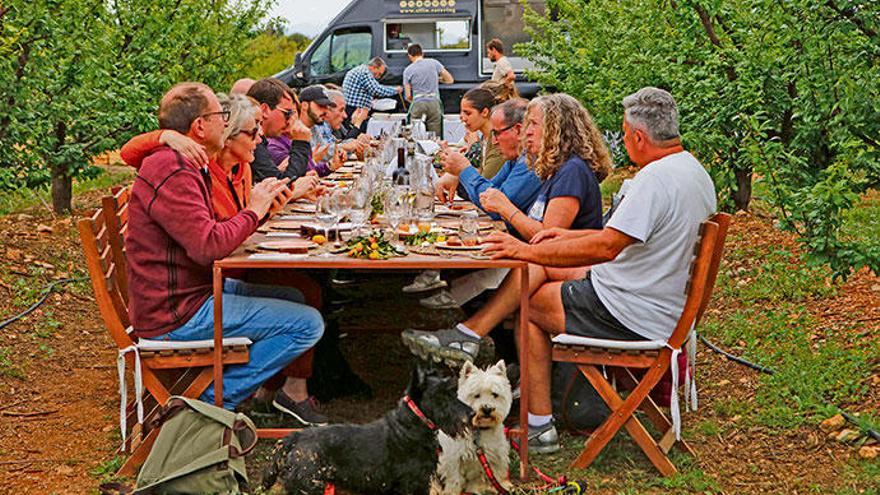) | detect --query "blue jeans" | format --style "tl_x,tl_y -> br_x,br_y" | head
165,279 -> 324,409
